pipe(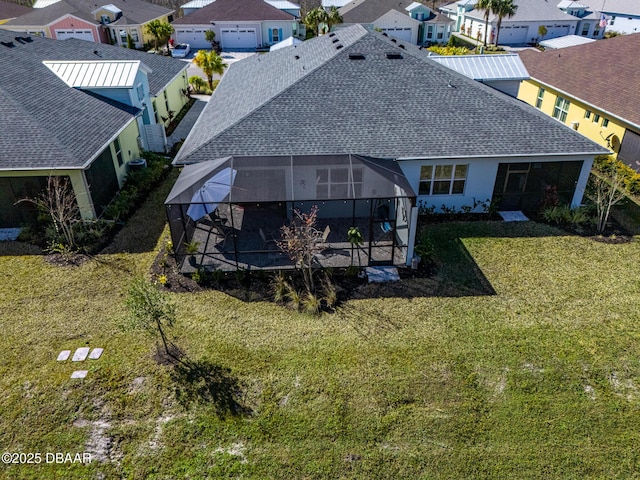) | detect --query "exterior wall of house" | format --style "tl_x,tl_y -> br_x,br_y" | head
261,21 -> 296,46
518,79 -> 624,157
398,153 -> 595,211
140,15 -> 174,47
111,120 -> 143,186
48,15 -> 100,42
108,25 -> 144,48
605,13 -> 640,34
152,70 -> 190,129
173,24 -> 212,50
